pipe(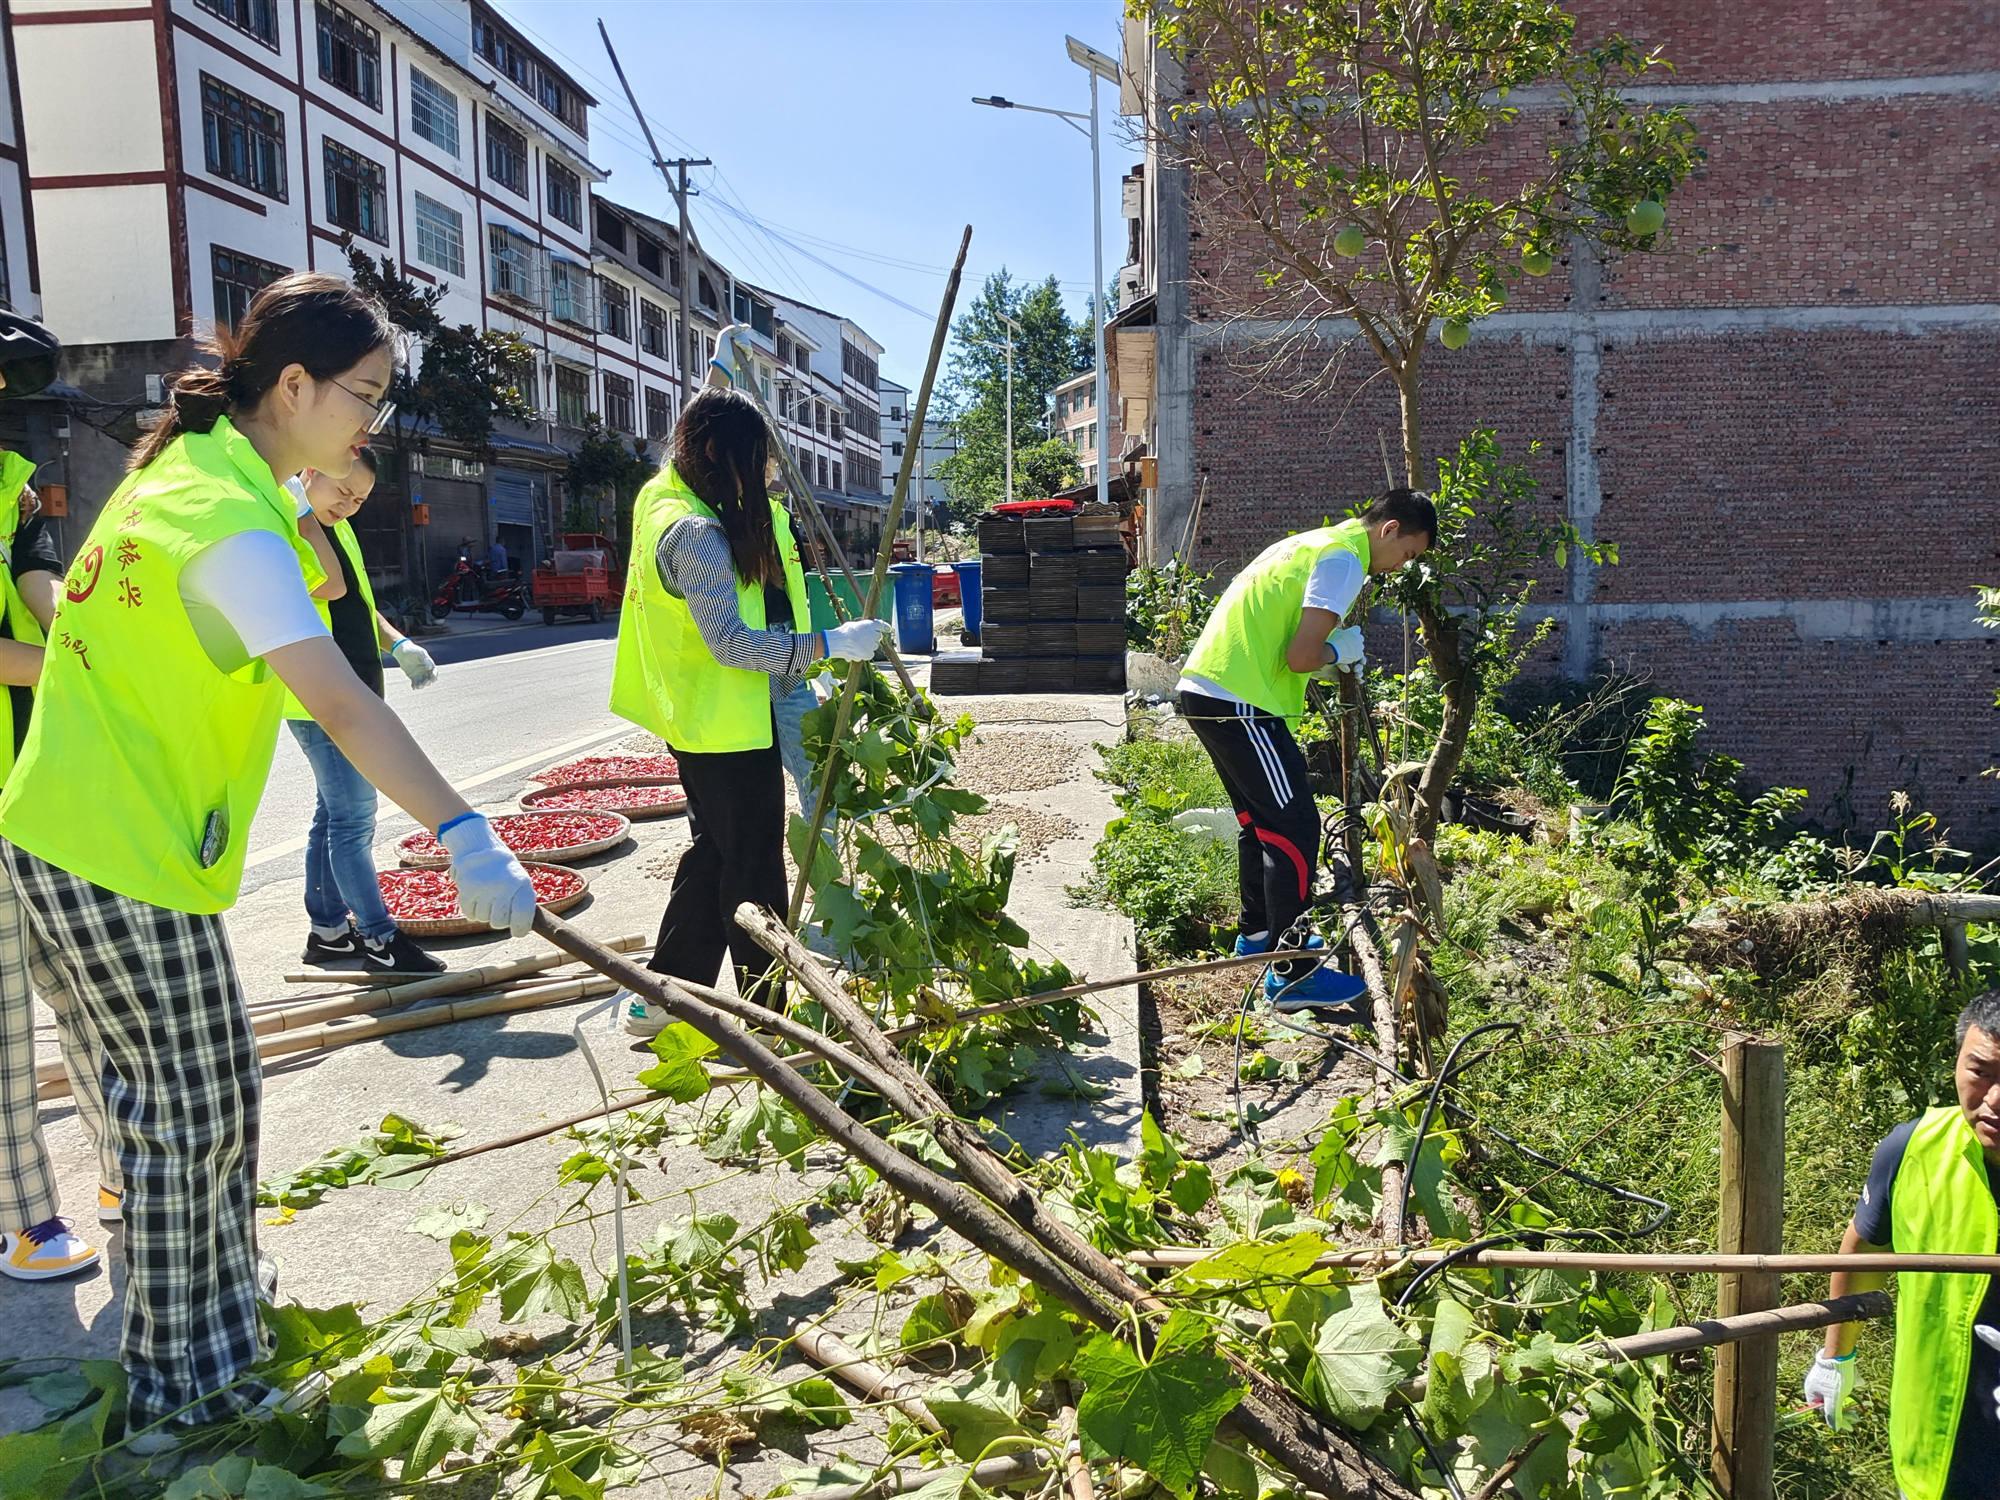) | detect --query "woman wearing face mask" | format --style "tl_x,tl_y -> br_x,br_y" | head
285,450 -> 445,976
0,273 -> 535,1446
610,384 -> 888,1033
